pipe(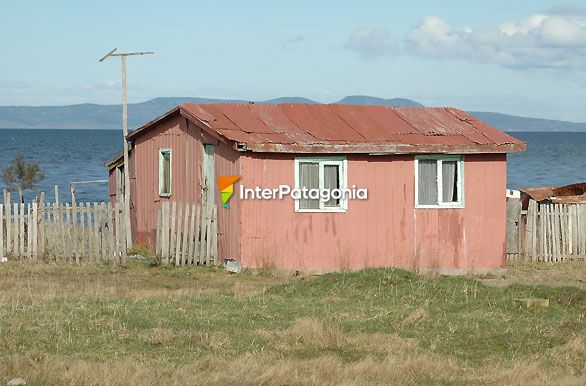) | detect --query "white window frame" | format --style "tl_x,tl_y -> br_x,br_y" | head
294,157 -> 348,213
414,155 -> 464,209
159,148 -> 172,197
